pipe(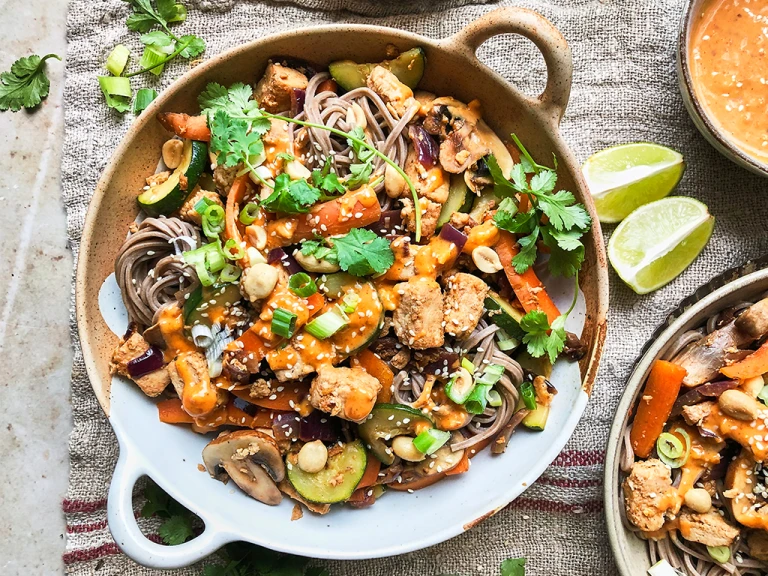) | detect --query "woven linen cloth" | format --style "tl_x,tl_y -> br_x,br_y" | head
62,0 -> 768,574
